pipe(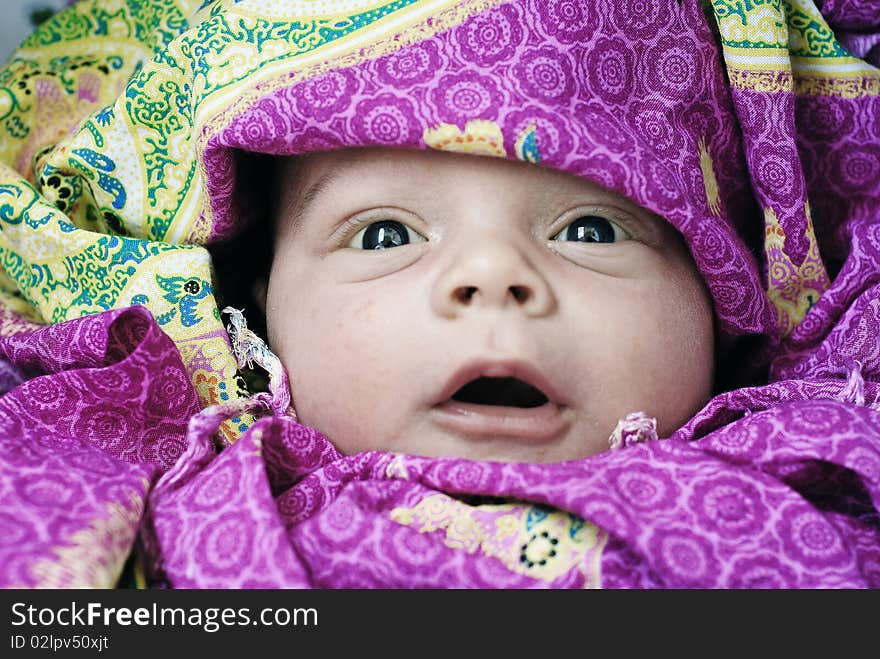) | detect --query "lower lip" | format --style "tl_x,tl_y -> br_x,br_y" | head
431,400 -> 571,443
